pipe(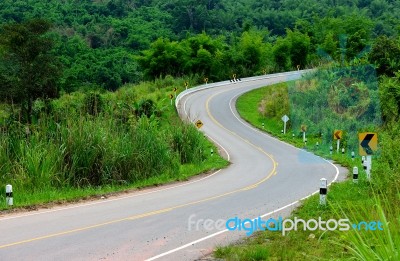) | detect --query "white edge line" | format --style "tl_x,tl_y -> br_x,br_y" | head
0,79 -> 237,221
228,89 -> 340,186
0,170 -> 224,221
182,88 -> 231,162
147,70 -> 339,261
146,182 -> 335,261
